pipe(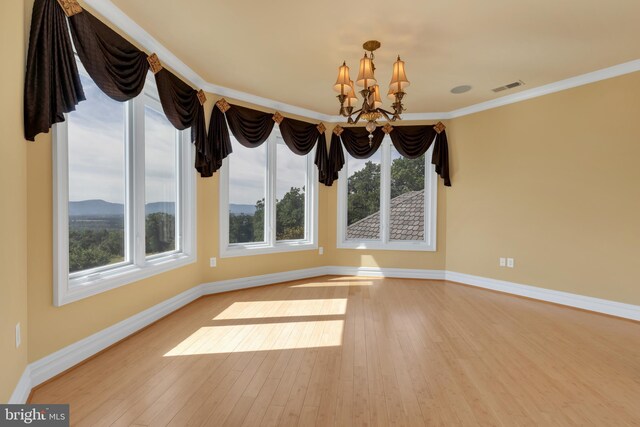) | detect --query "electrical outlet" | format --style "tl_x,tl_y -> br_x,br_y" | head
499,257 -> 506,267
16,323 -> 21,348
209,257 -> 217,268
319,247 -> 324,255
507,258 -> 514,268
